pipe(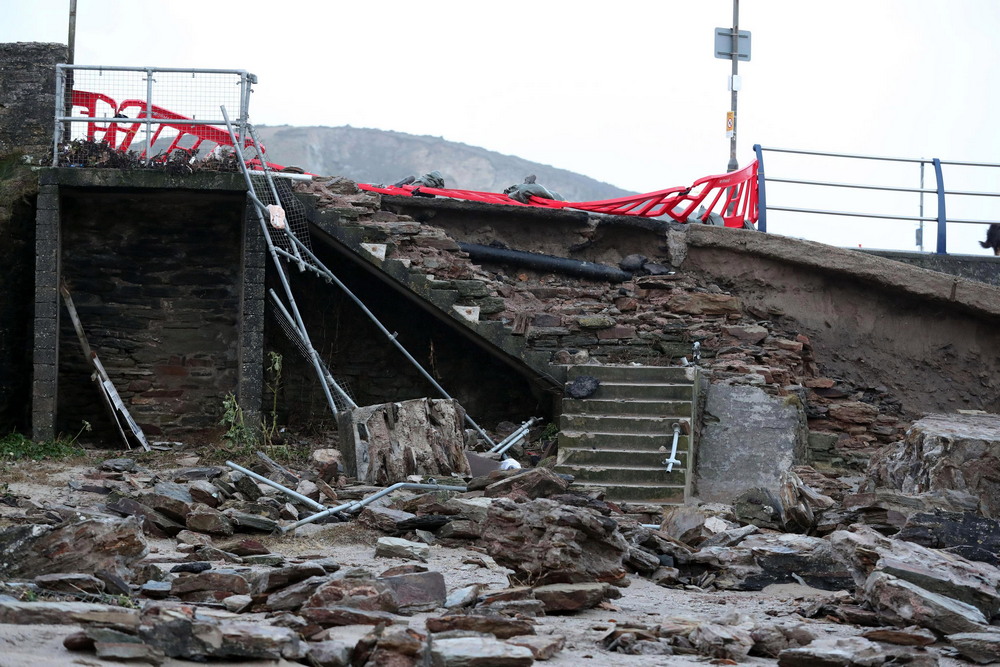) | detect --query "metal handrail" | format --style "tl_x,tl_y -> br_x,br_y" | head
753,144 -> 1000,254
